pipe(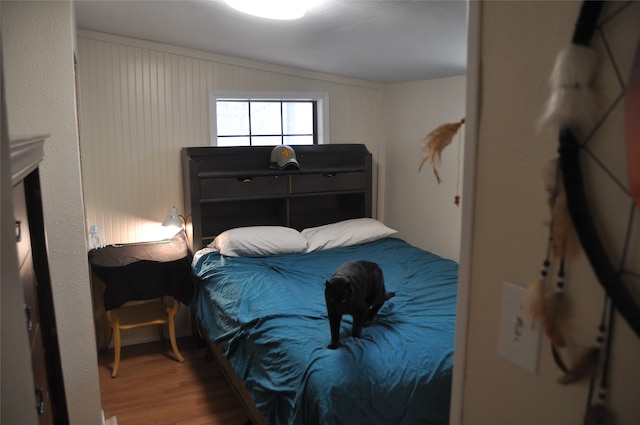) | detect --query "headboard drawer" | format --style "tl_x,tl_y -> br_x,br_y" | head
200,175 -> 287,199
290,172 -> 367,194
